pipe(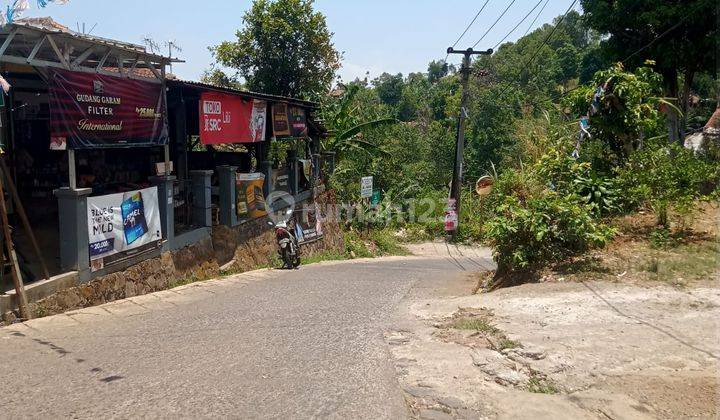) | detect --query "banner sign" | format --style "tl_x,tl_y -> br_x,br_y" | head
87,187 -> 163,261
295,203 -> 323,244
199,92 -> 266,144
49,69 -> 168,149
272,103 -> 308,138
236,173 -> 268,221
